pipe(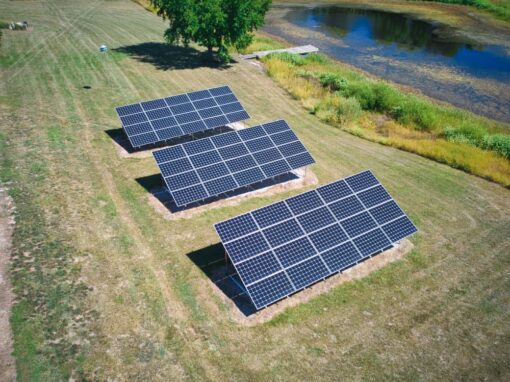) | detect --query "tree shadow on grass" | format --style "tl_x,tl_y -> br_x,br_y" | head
114,42 -> 234,71
187,244 -> 257,316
